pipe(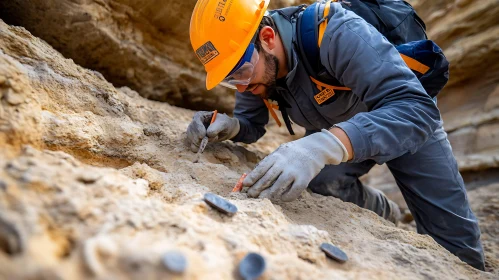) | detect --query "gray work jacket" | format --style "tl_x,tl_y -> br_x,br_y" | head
232,3 -> 441,165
